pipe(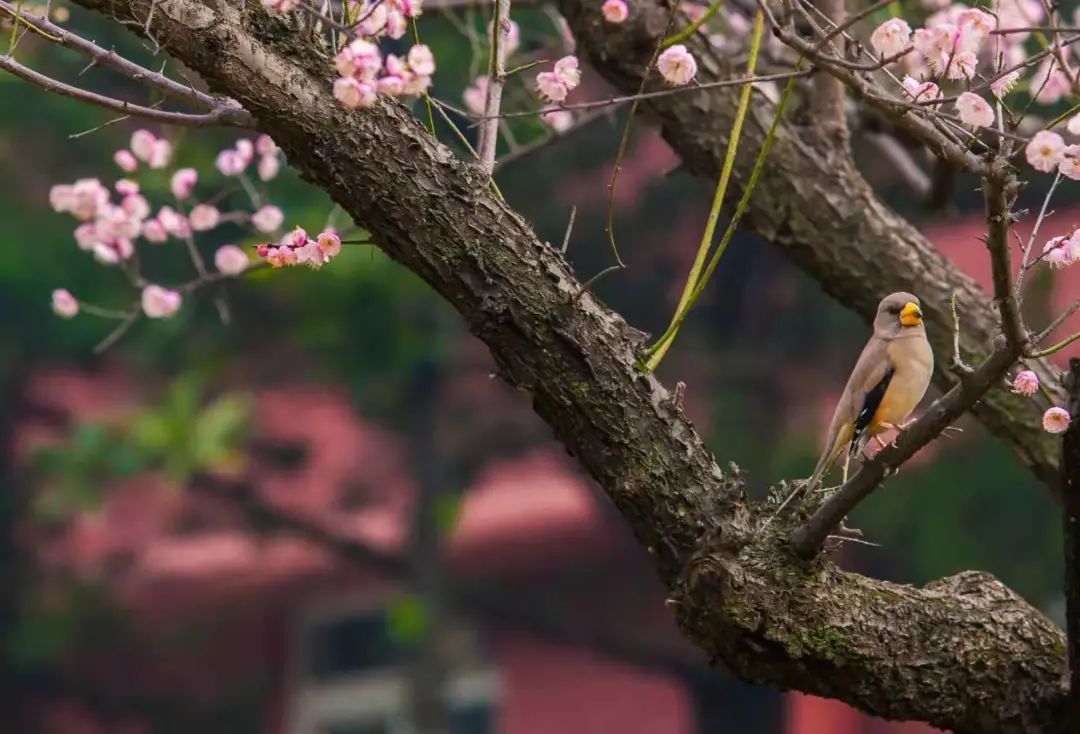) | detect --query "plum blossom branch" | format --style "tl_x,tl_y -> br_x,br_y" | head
474,69 -> 813,120
0,0 -> 251,122
0,54 -> 251,127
